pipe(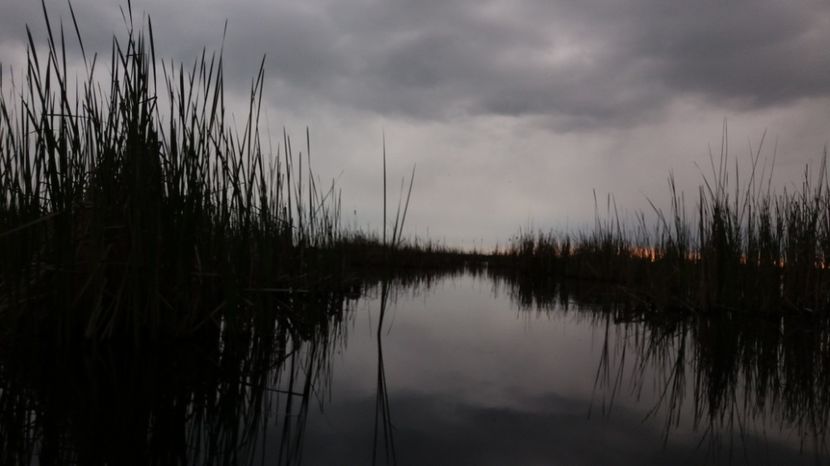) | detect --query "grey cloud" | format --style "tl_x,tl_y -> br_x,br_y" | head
244,0 -> 830,127
3,0 -> 830,129
623,0 -> 830,108
0,1 -> 116,63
